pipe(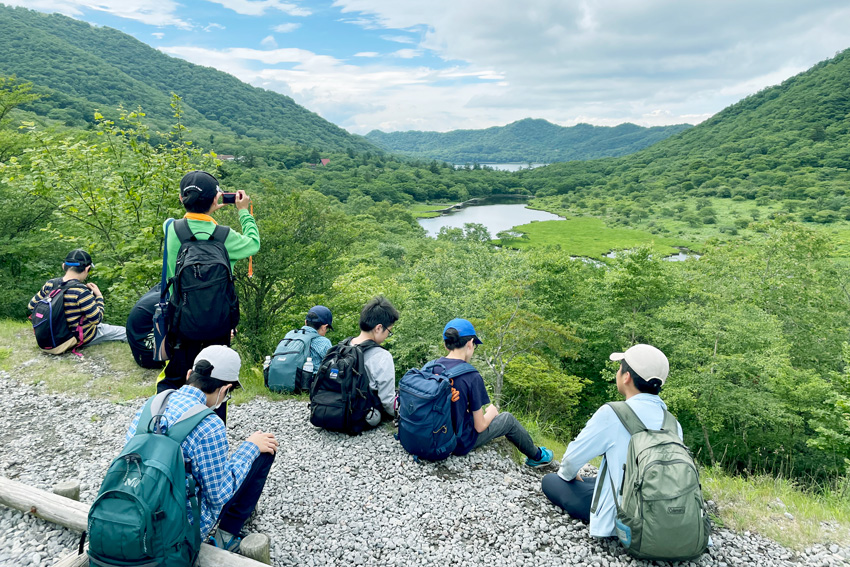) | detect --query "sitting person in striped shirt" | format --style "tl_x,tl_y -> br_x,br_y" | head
28,249 -> 126,349
125,345 -> 278,553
